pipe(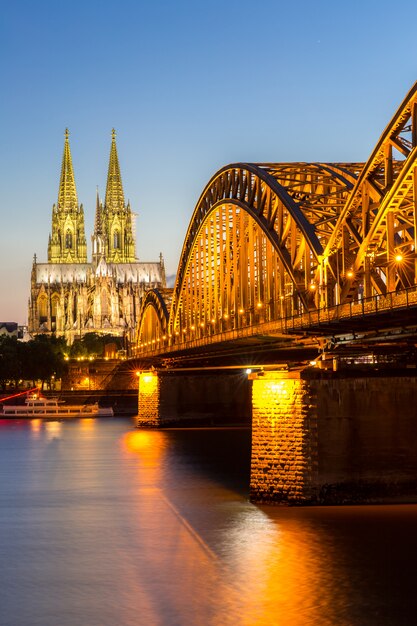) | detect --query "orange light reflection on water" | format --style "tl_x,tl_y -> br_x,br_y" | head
80,418 -> 95,431
122,430 -> 168,471
120,429 -> 351,625
44,420 -> 62,440
30,419 -> 42,436
219,508 -> 351,625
